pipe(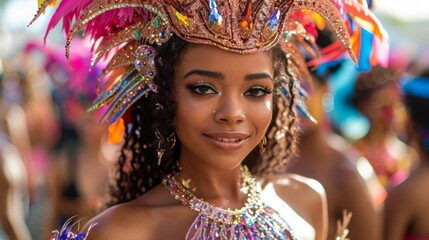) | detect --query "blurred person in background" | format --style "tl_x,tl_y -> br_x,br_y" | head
3,50 -> 59,240
351,66 -> 418,190
0,132 -> 31,240
287,25 -> 386,239
287,67 -> 382,240
23,40 -> 116,240
383,69 -> 429,240
0,57 -> 32,240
